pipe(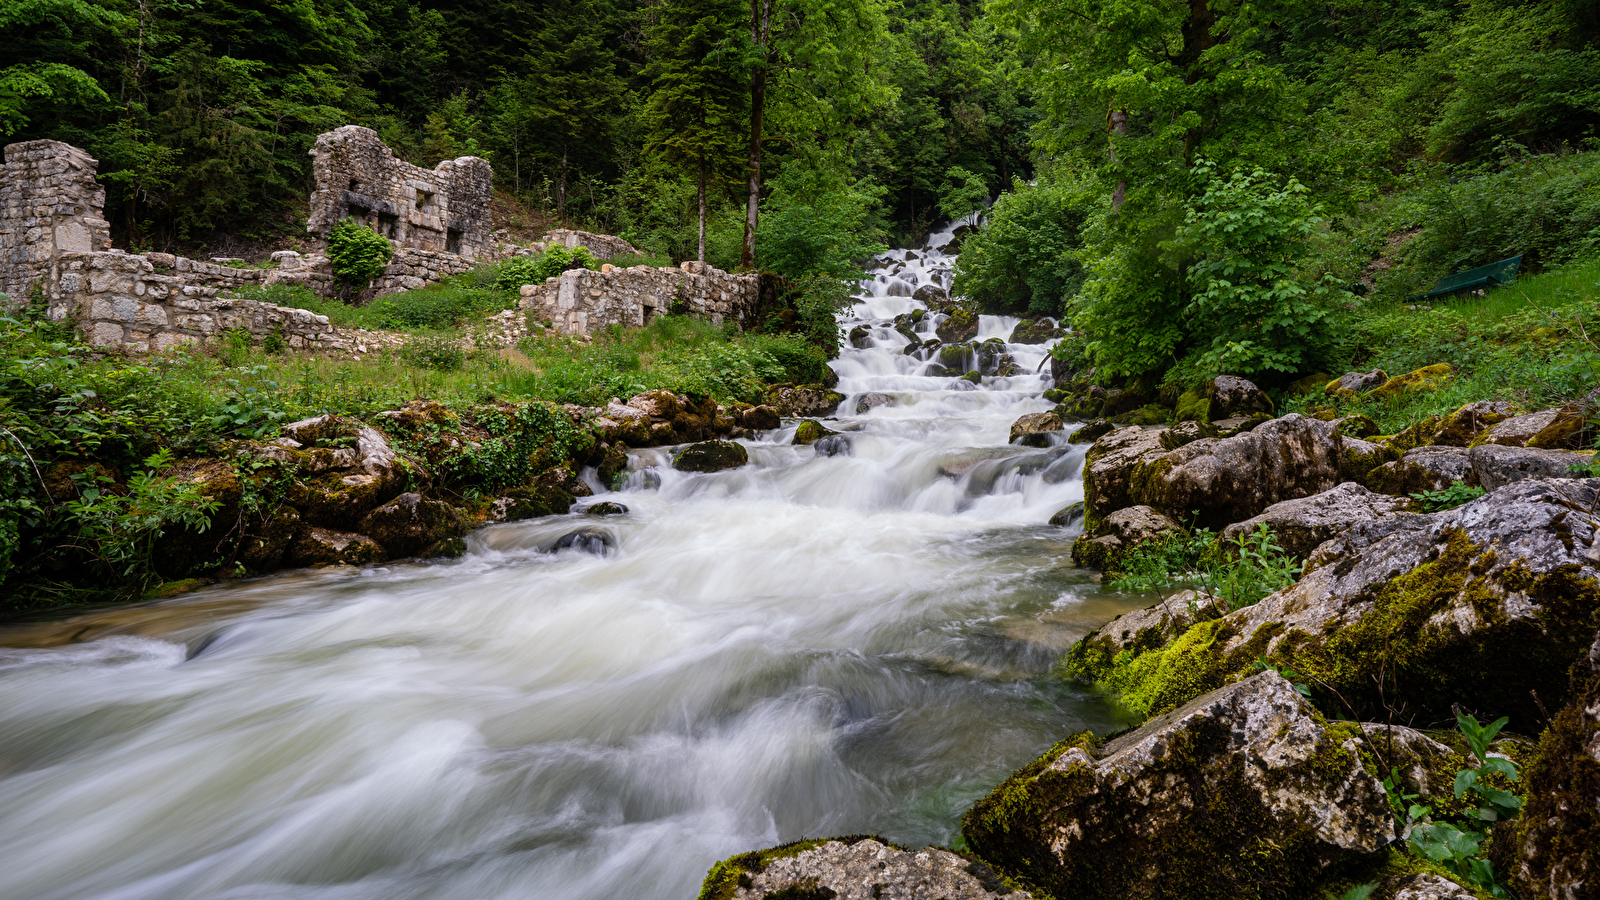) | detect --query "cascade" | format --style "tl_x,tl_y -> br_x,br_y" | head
0,219 -> 1150,900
